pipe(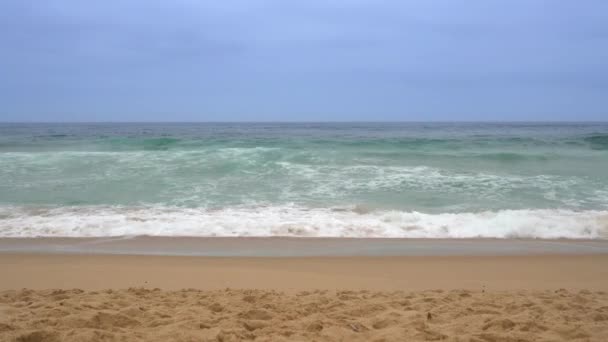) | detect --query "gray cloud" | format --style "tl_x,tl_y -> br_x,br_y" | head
1,0 -> 607,121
